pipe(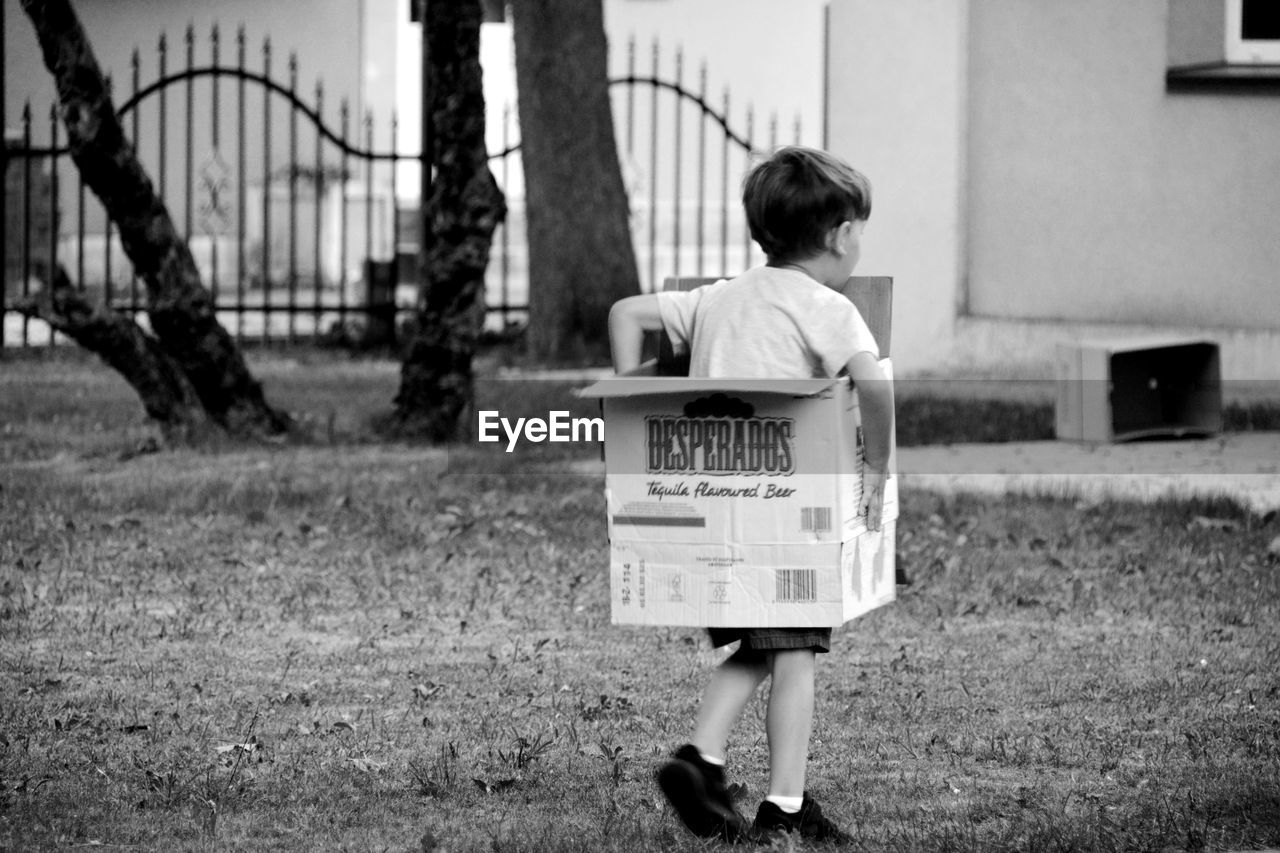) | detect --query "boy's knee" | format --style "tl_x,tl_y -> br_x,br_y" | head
769,648 -> 816,675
